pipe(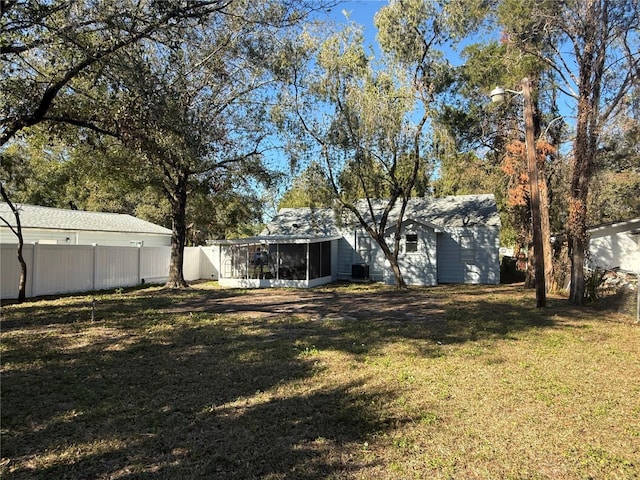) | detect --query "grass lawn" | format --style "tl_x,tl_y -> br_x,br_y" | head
1,282 -> 639,479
